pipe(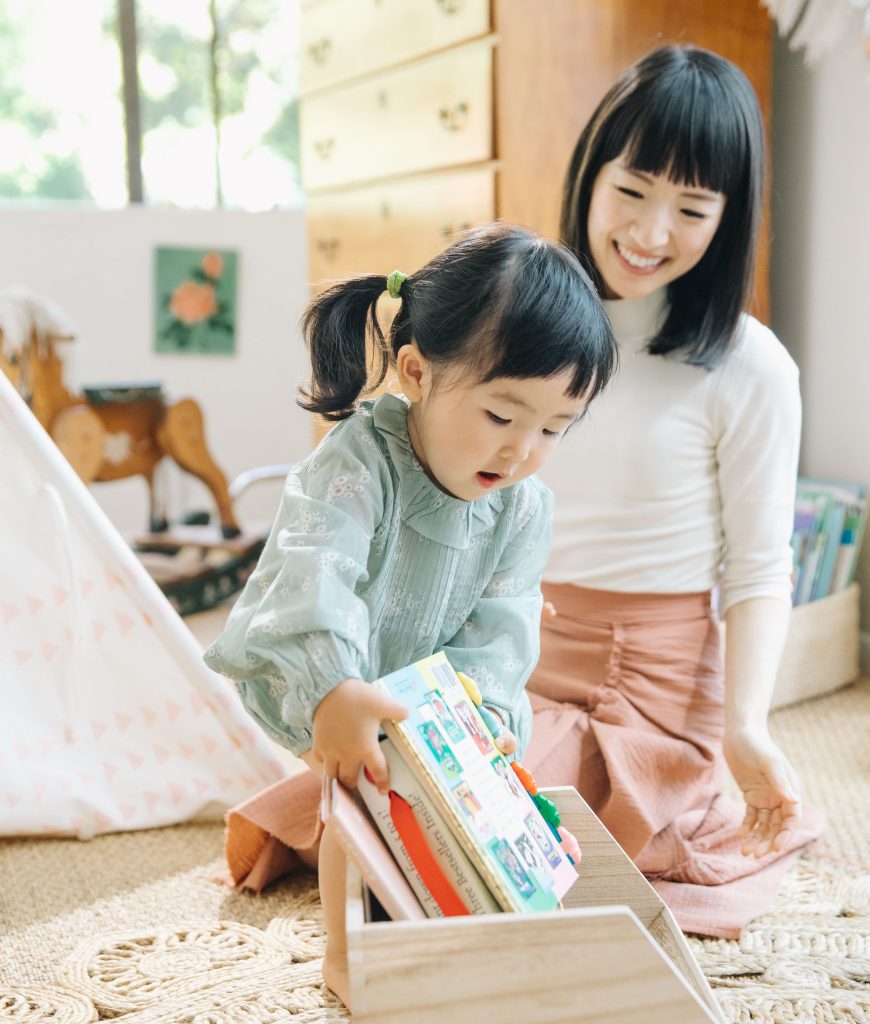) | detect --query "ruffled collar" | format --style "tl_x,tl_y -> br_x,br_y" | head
366,393 -> 505,549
